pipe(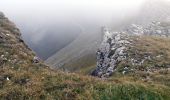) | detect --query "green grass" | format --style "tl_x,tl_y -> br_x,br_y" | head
61,53 -> 97,73
1,70 -> 170,100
